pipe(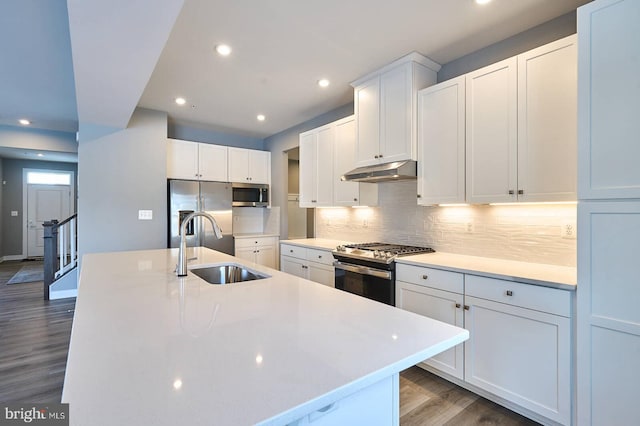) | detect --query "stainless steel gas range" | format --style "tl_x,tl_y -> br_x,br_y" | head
332,242 -> 435,306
